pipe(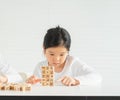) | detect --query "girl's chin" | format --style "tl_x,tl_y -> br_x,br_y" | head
49,63 -> 61,67
52,64 -> 60,67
